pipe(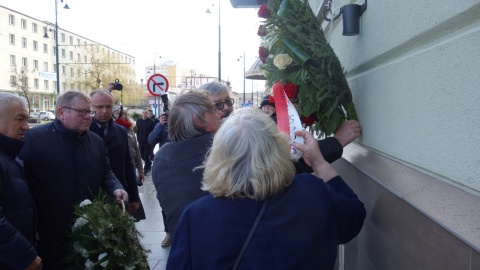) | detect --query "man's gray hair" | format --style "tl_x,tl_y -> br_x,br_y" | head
56,91 -> 91,116
0,92 -> 28,118
168,91 -> 217,142
197,81 -> 230,96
